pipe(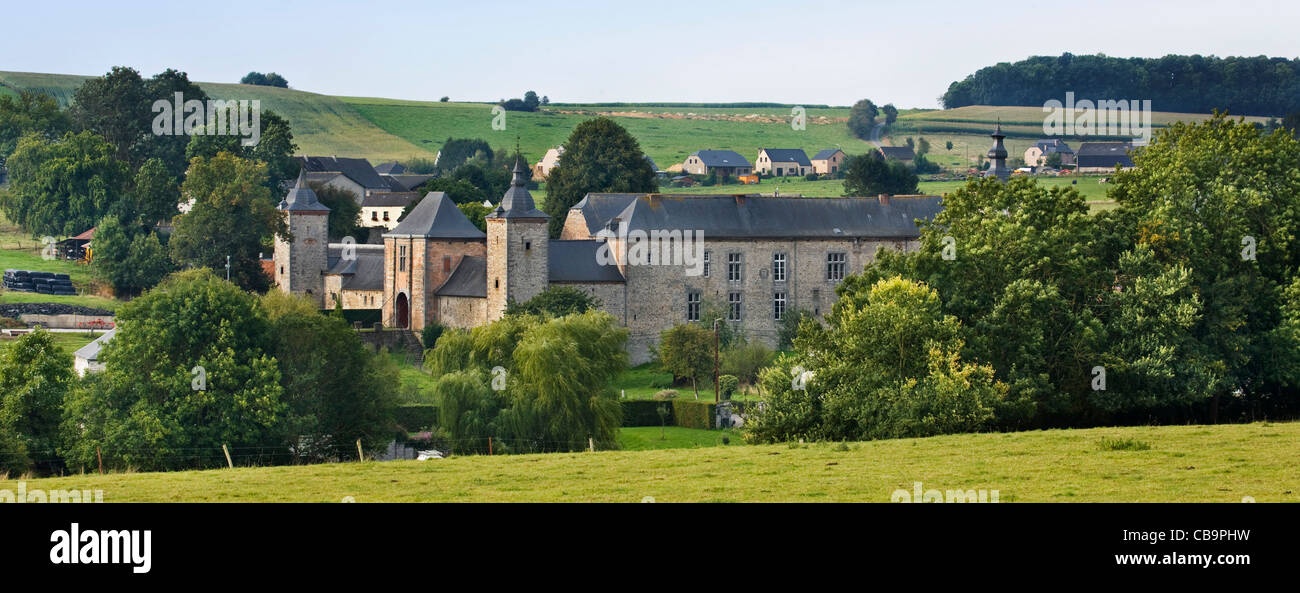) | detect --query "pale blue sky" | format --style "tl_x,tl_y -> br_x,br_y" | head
2,0 -> 1295,107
